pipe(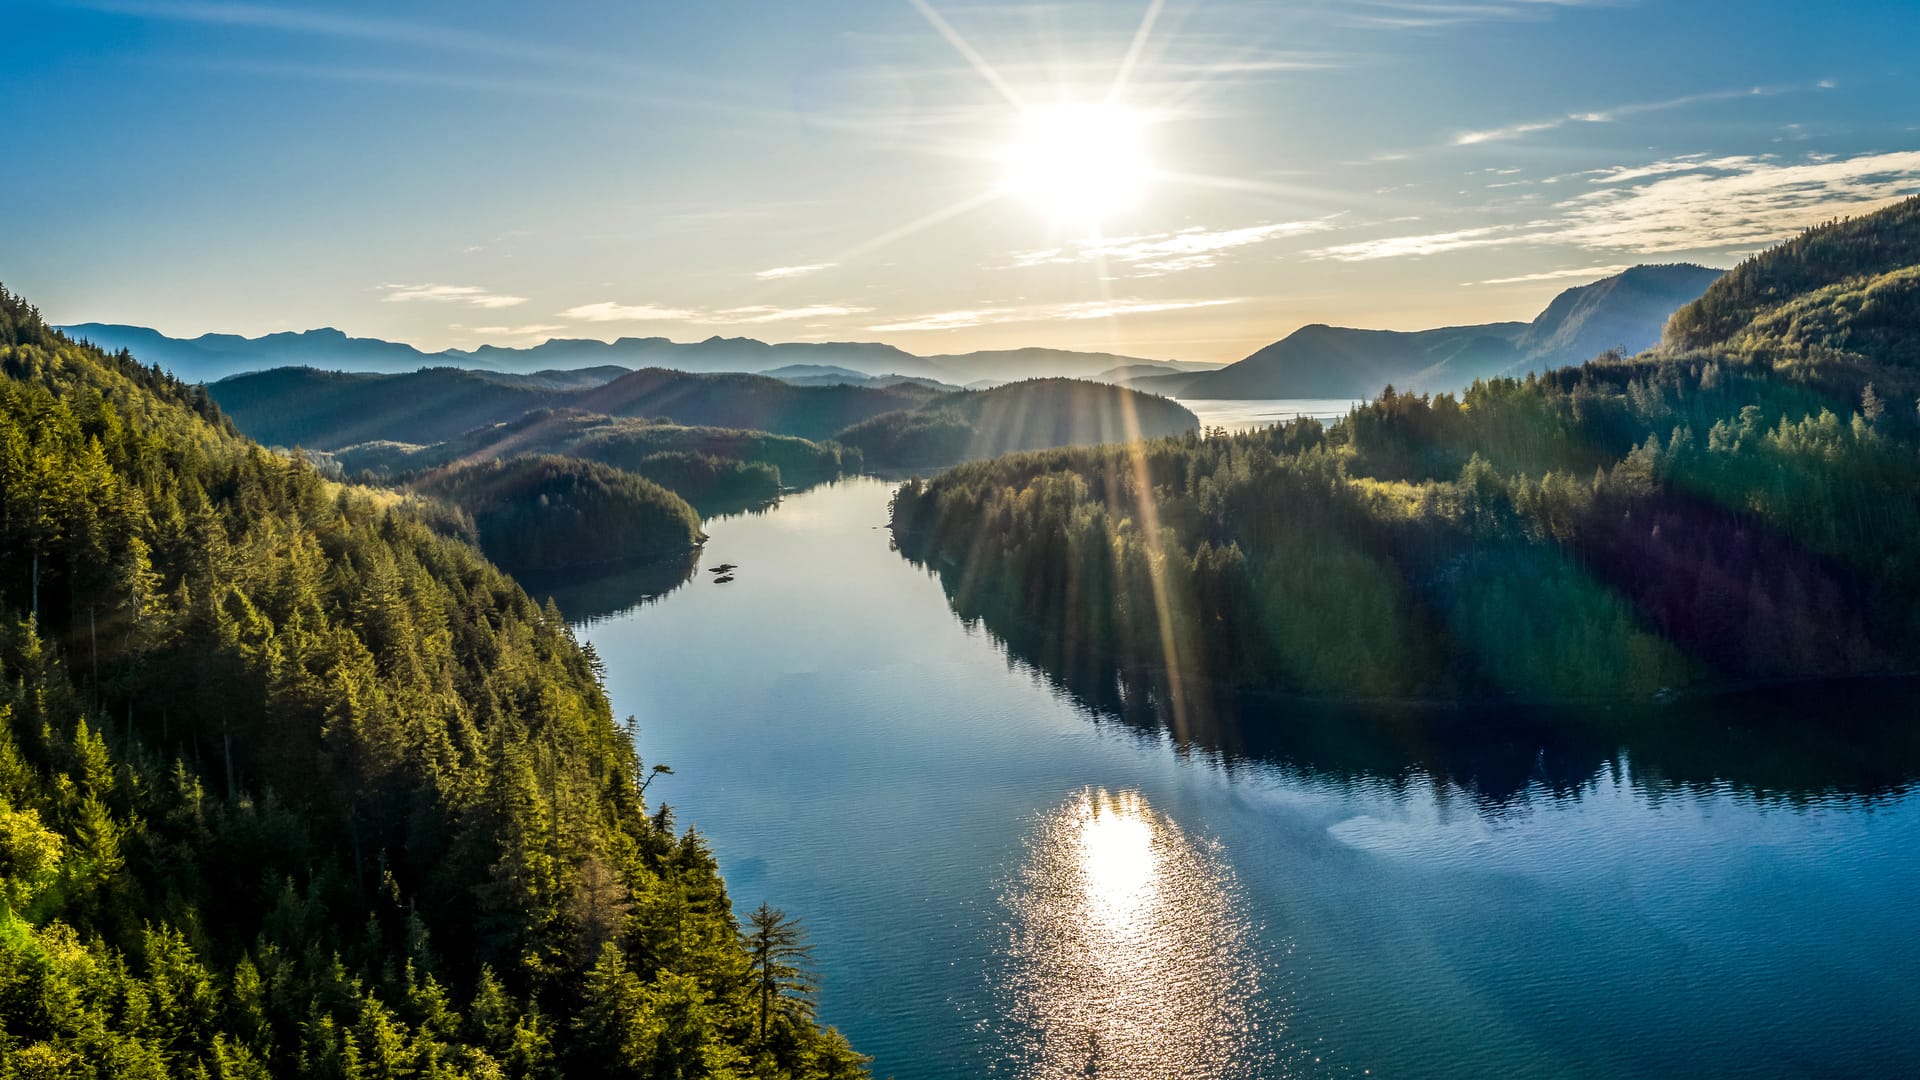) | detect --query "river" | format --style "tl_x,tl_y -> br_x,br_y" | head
550,477 -> 1920,1079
